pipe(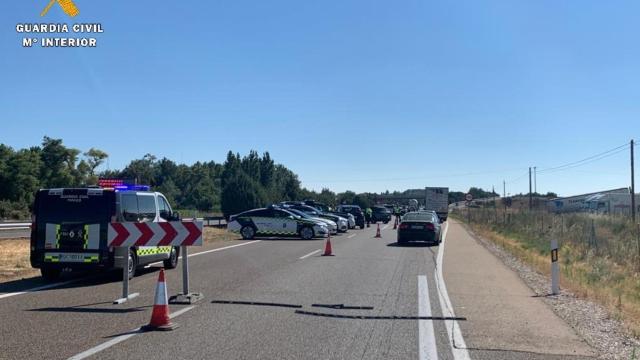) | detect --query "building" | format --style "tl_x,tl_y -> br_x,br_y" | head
547,188 -> 630,213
